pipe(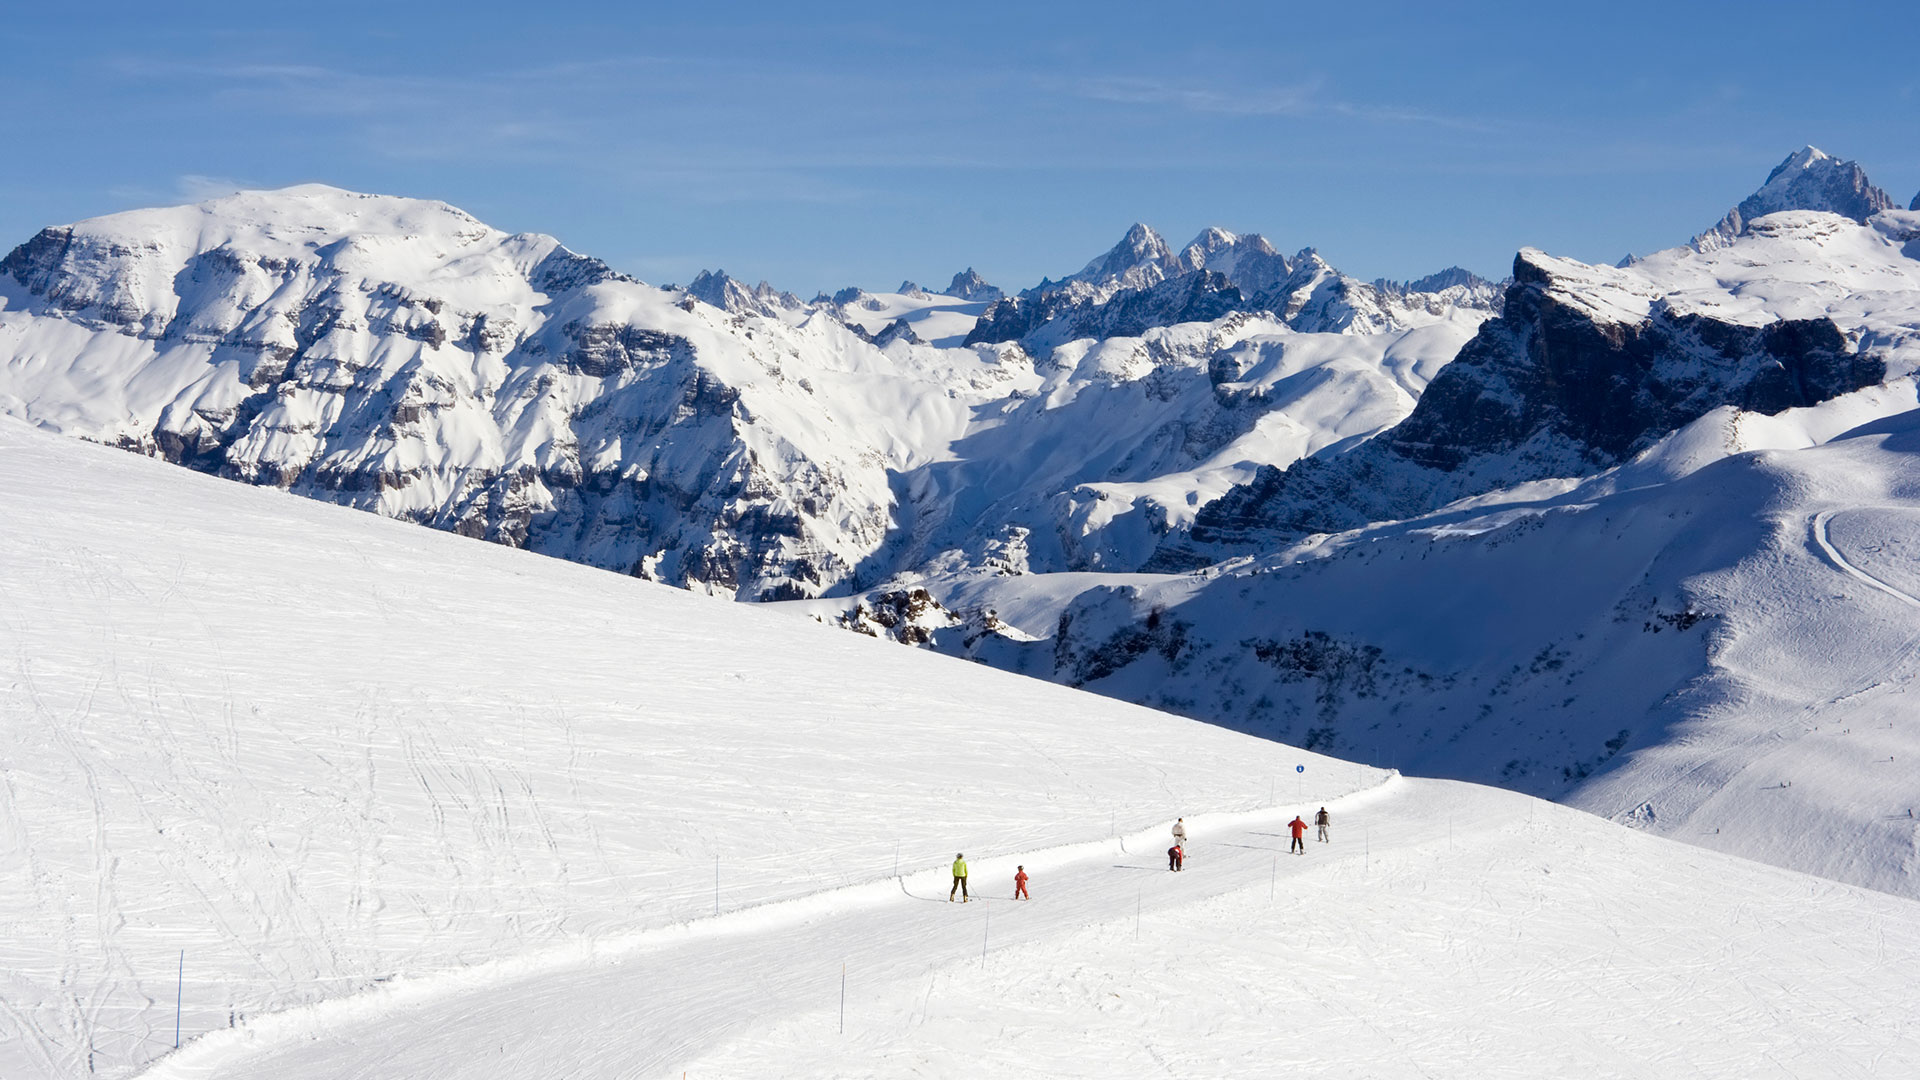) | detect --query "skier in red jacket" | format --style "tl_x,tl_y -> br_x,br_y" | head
1014,866 -> 1029,900
1288,816 -> 1309,854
